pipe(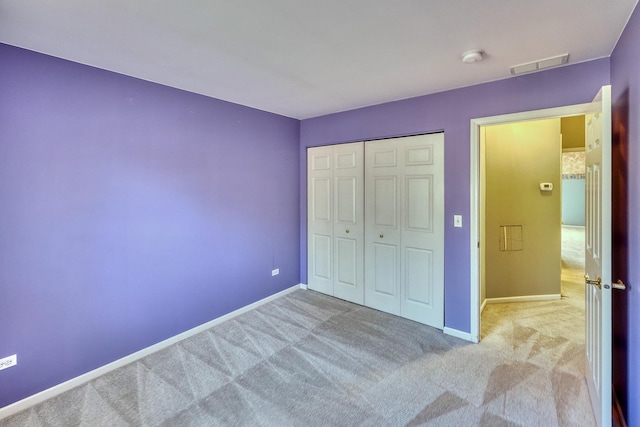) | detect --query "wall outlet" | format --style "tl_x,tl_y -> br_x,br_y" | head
0,354 -> 17,371
271,268 -> 280,276
454,215 -> 463,228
